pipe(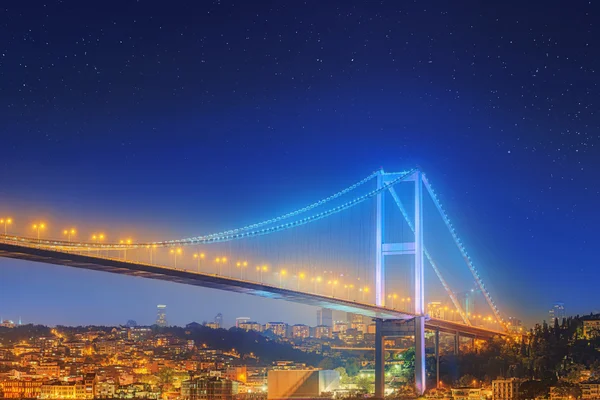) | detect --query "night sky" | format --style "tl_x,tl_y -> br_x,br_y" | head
0,1 -> 598,328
